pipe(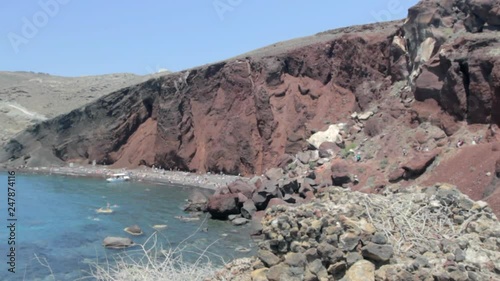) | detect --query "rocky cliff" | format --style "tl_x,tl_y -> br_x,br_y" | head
0,21 -> 401,174
1,0 -> 499,183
